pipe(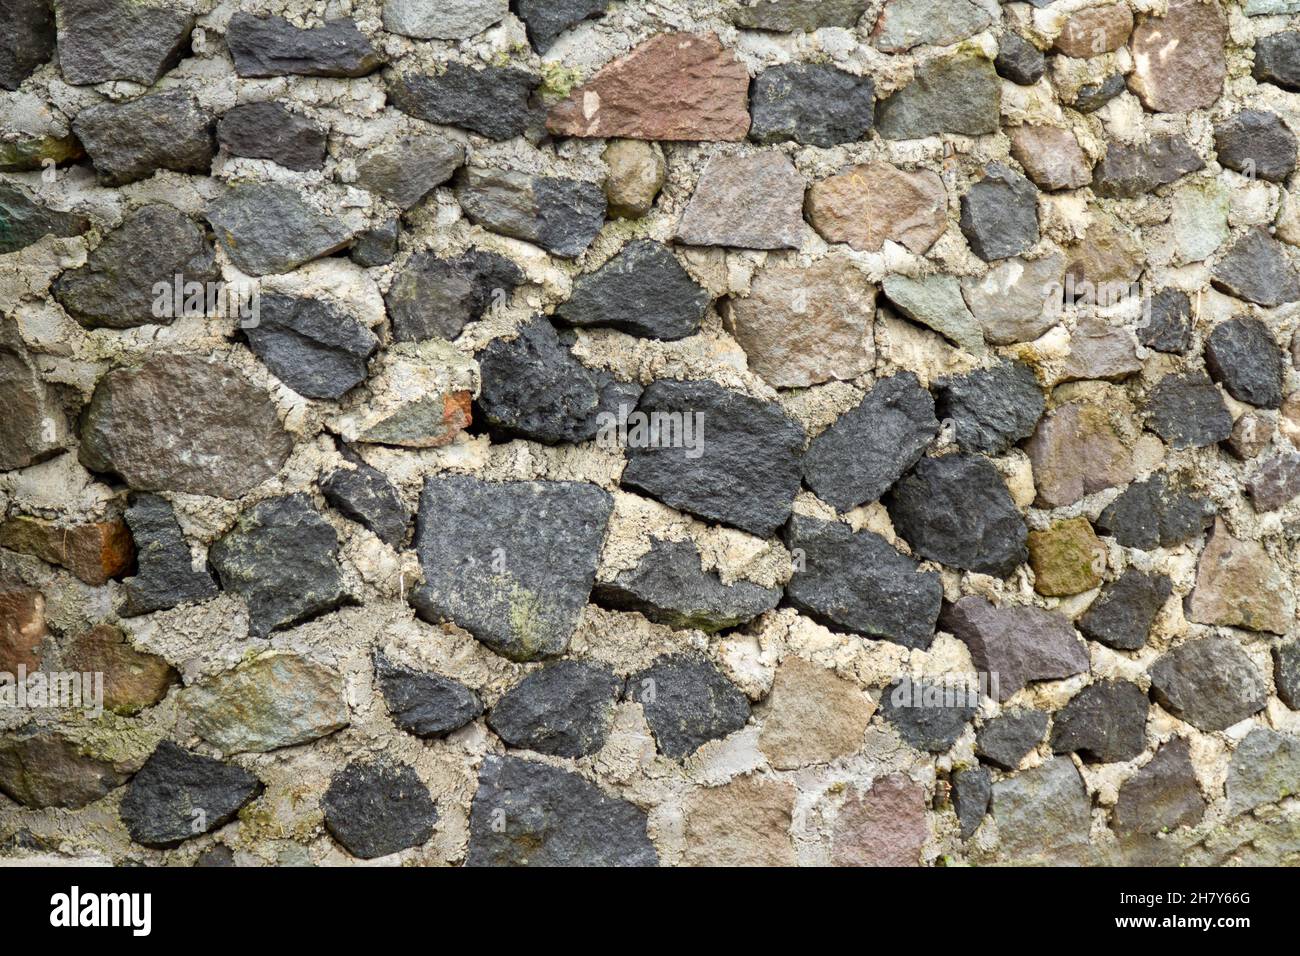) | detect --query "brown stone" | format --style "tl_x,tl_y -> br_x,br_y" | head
1128,0 -> 1226,113
832,774 -> 928,867
0,514 -> 133,586
602,139 -> 665,218
1188,519 -> 1294,635
682,774 -> 797,866
758,656 -> 875,770
1029,517 -> 1105,597
64,624 -> 179,716
1059,315 -> 1142,383
1066,214 -> 1144,288
1008,126 -> 1092,192
1112,737 -> 1206,837
1024,401 -> 1135,508
1054,4 -> 1133,58
547,32 -> 750,141
676,152 -> 804,250
1248,452 -> 1300,512
722,252 -> 875,388
0,729 -> 130,809
0,583 -> 46,673
1228,411 -> 1272,461
805,161 -> 947,254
